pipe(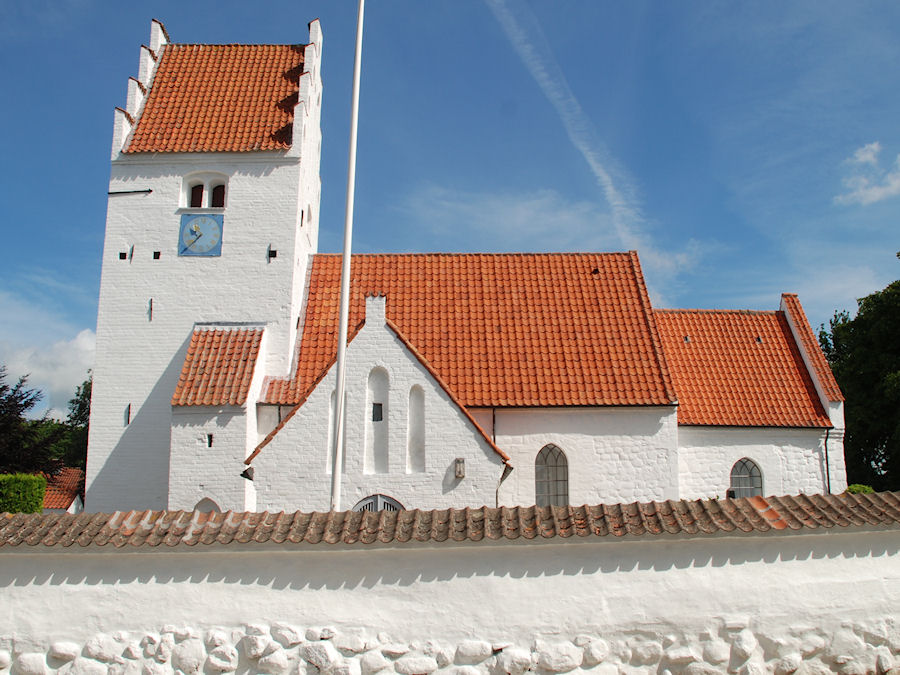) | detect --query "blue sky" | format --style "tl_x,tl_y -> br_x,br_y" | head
1,1 -> 898,416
